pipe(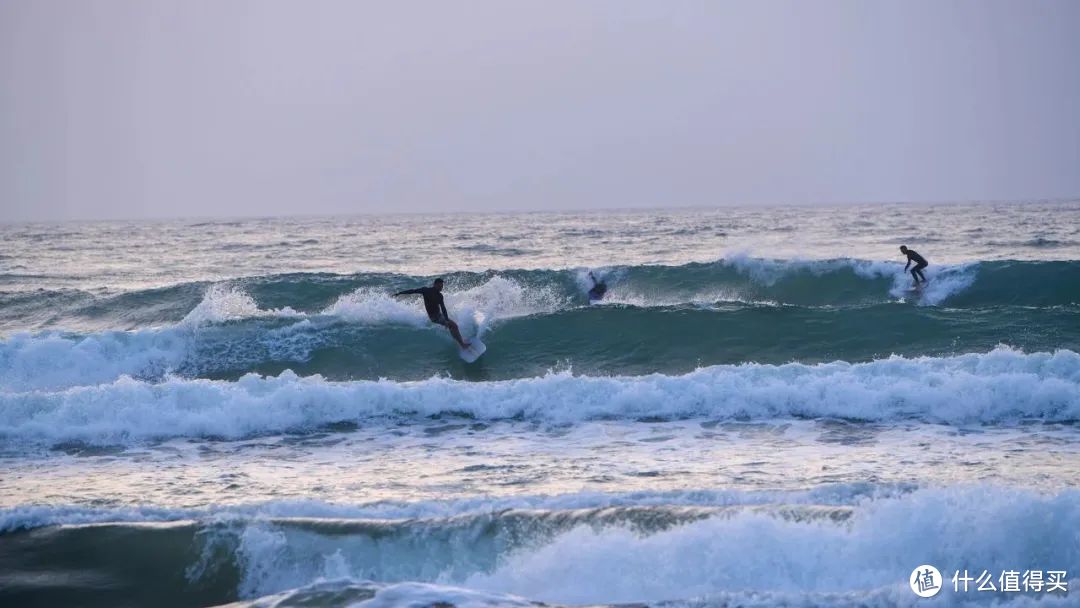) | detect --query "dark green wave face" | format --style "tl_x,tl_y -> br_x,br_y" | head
156,303 -> 1080,381
2,259 -> 1078,383
3,259 -> 1080,331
